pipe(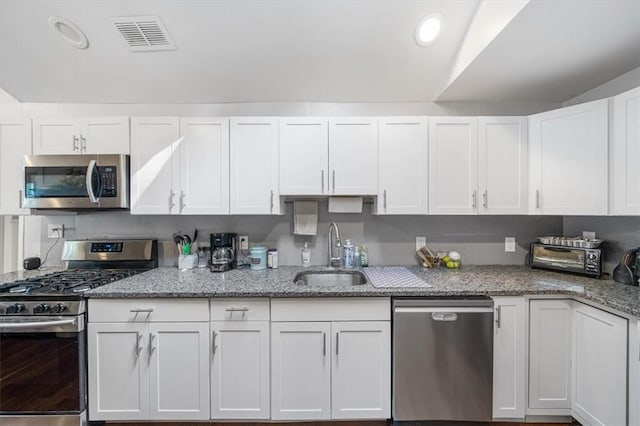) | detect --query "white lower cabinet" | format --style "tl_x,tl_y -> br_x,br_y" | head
630,319 -> 640,426
492,296 -> 526,420
88,299 -> 210,421
211,320 -> 270,419
270,298 -> 391,421
528,299 -> 572,412
572,302 -> 628,426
